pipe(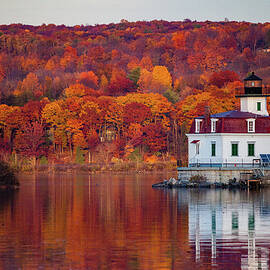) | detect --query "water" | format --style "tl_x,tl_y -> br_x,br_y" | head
0,172 -> 270,269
